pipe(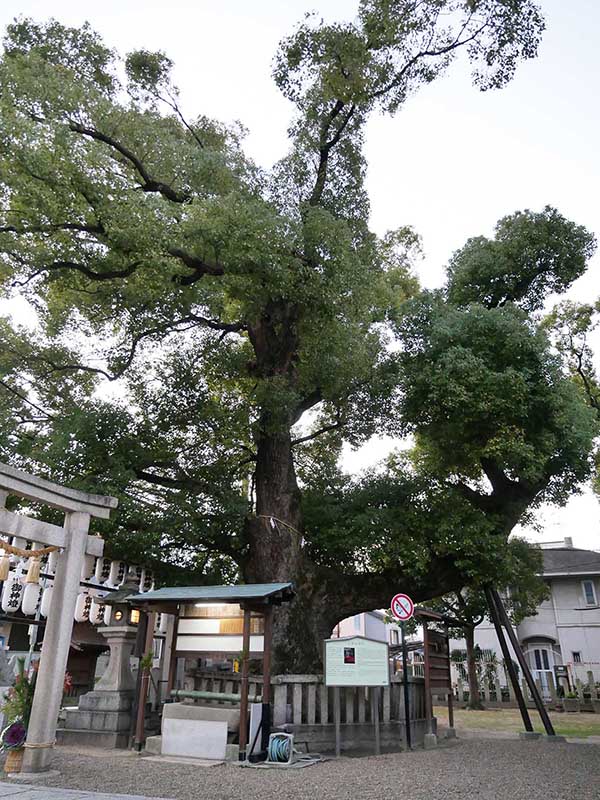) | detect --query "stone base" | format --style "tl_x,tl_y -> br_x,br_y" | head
145,735 -> 162,755
7,770 -> 61,781
63,689 -> 134,737
423,733 -> 437,749
56,728 -> 130,749
288,719 -> 435,753
78,689 -> 134,712
445,727 -> 457,739
64,707 -> 132,732
545,735 -> 567,743
144,735 -> 240,762
519,731 -> 543,740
